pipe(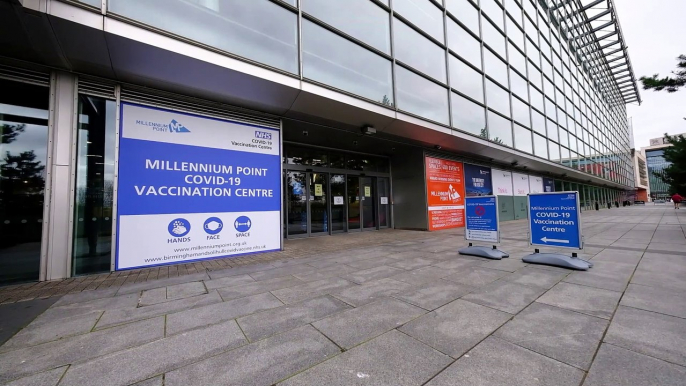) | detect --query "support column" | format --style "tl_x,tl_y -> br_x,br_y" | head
42,71 -> 77,281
